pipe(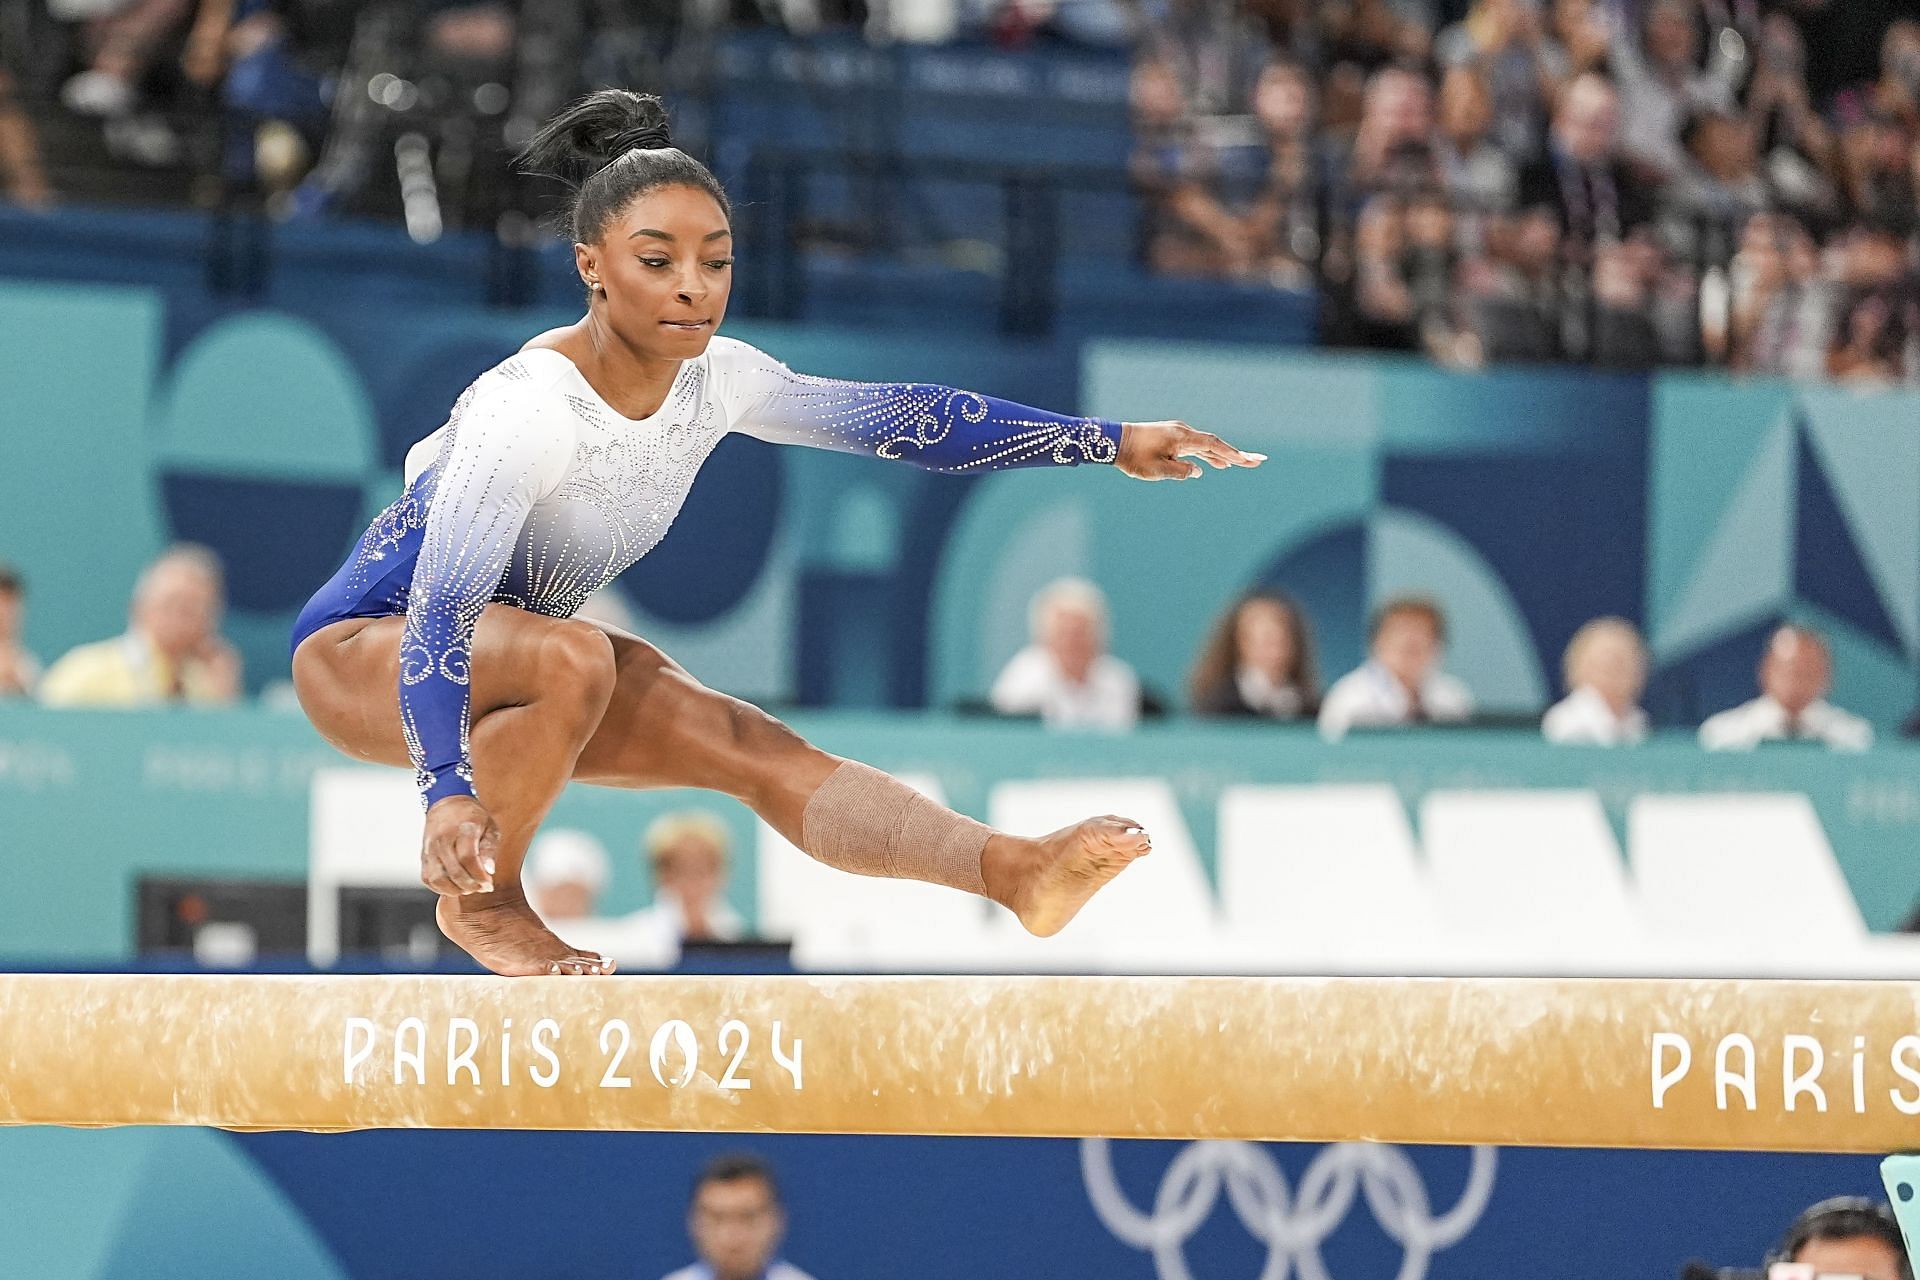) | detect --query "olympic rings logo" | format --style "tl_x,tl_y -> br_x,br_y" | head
1080,1139 -> 1497,1280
